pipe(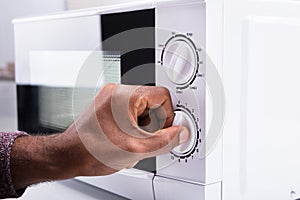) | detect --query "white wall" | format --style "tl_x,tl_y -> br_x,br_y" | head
0,0 -> 66,67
